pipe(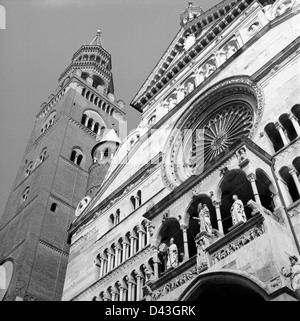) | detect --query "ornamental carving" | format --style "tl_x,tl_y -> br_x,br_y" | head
149,267 -> 198,301
263,0 -> 295,21
210,223 -> 264,265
